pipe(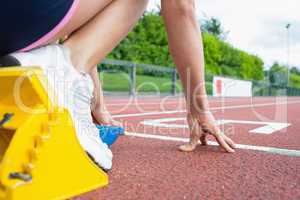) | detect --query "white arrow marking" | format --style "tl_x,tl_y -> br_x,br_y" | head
141,118 -> 290,134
